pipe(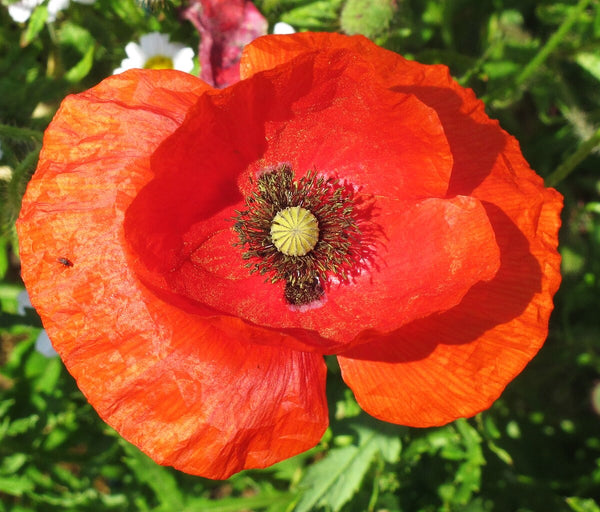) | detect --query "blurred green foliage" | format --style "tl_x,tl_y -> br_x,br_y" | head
1,0 -> 600,510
